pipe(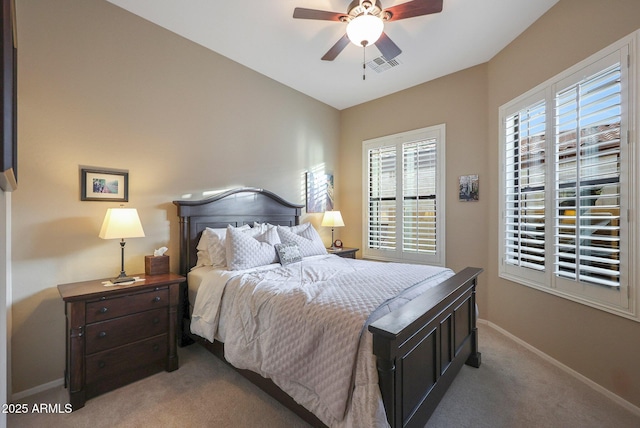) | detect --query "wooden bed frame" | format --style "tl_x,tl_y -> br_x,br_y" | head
173,187 -> 482,428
